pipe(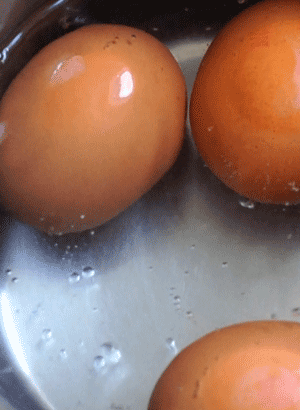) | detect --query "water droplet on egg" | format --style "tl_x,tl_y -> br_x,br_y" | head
239,199 -> 255,209
82,266 -> 95,278
90,230 -> 95,236
50,55 -> 86,86
207,126 -> 214,132
68,272 -> 80,283
80,214 -> 85,219
0,122 -> 6,144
